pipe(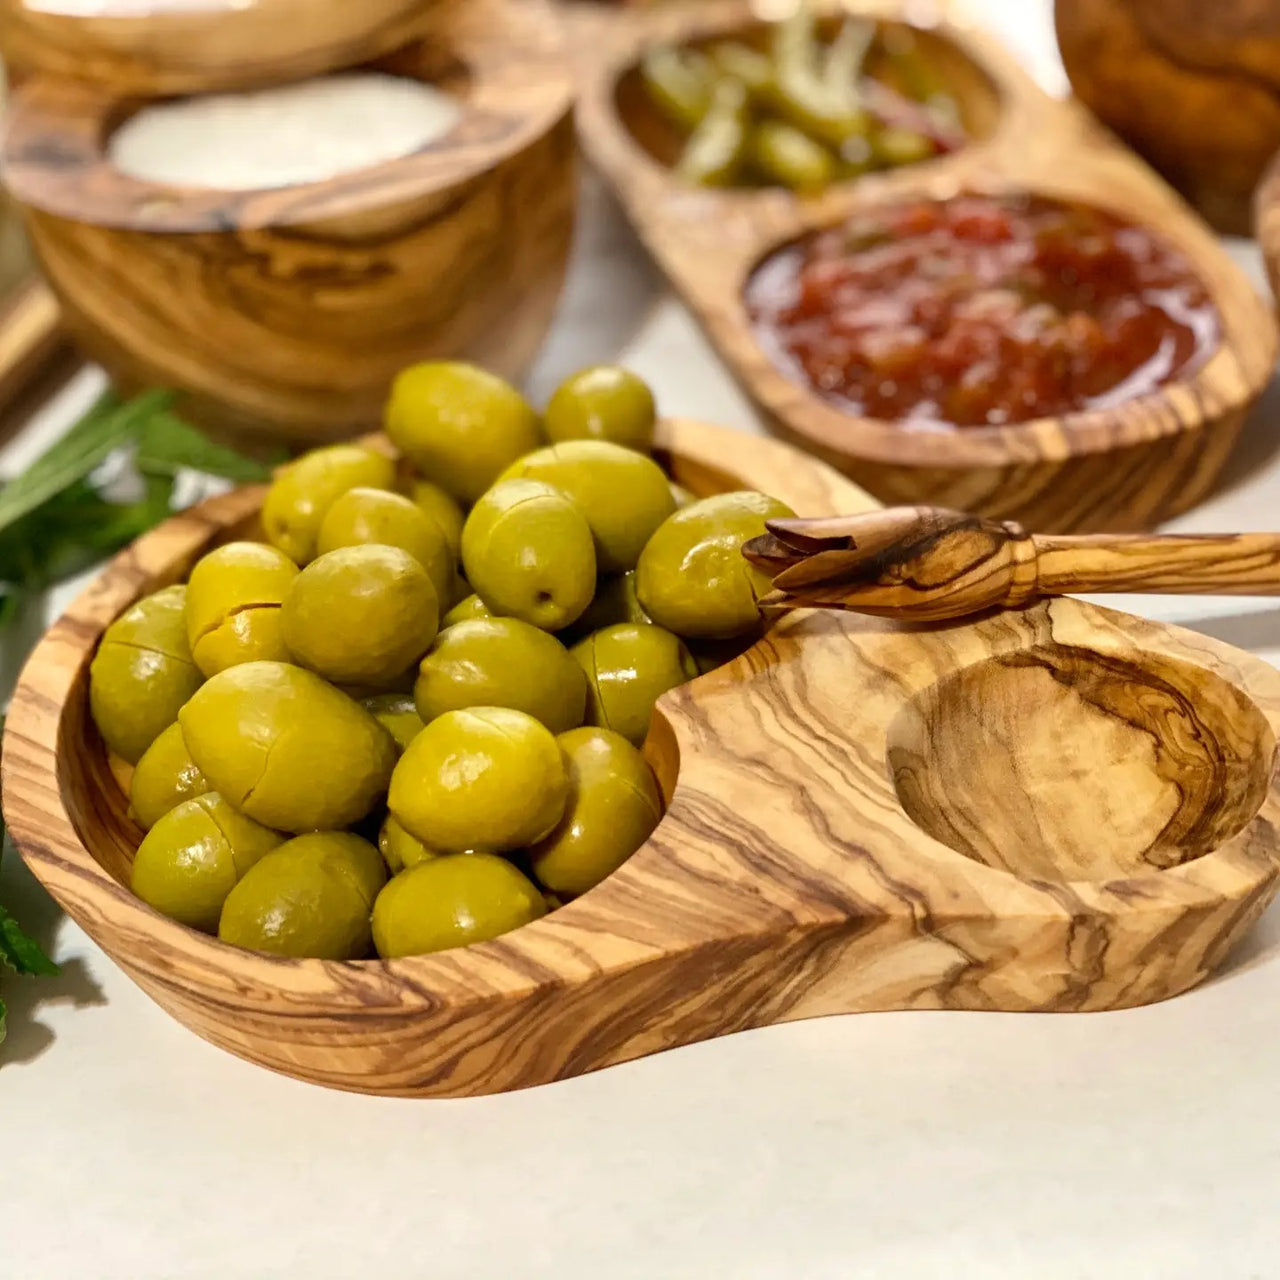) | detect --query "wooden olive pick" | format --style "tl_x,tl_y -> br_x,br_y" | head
745,507 -> 1280,622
